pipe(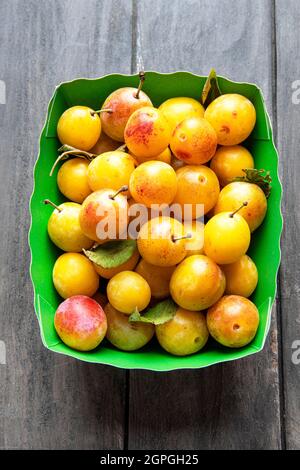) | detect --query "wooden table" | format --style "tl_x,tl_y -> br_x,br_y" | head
0,0 -> 298,450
